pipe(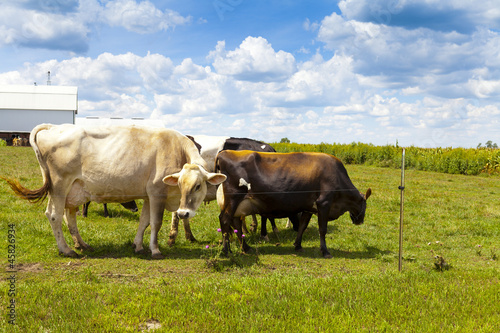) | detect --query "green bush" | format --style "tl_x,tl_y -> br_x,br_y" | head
0,139 -> 6,147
